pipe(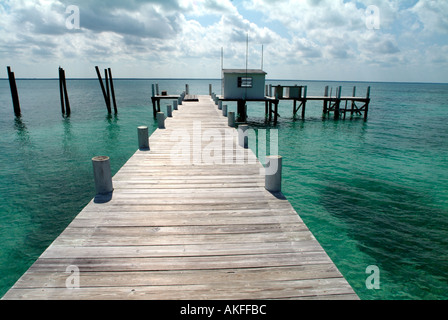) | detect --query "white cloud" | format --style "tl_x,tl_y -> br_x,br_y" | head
0,0 -> 447,81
